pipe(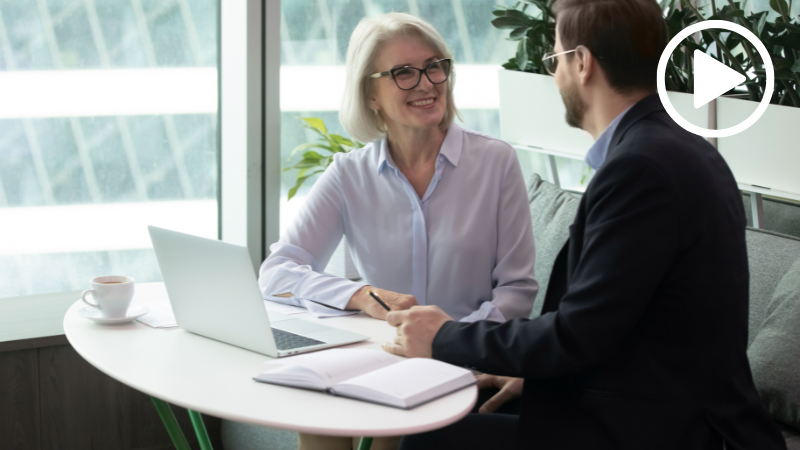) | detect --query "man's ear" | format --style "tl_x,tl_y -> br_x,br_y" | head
574,45 -> 595,86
